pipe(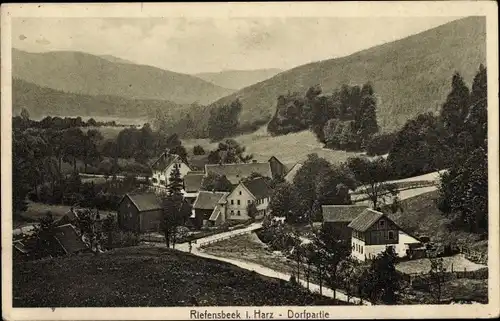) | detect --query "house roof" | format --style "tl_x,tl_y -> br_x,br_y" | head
209,206 -> 222,221
284,163 -> 303,183
13,240 -> 30,254
183,172 -> 205,192
124,193 -> 162,212
242,177 -> 272,200
322,205 -> 369,223
193,191 -> 229,210
348,208 -> 385,232
54,224 -> 88,254
205,163 -> 272,184
189,155 -> 210,170
151,152 -> 181,171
